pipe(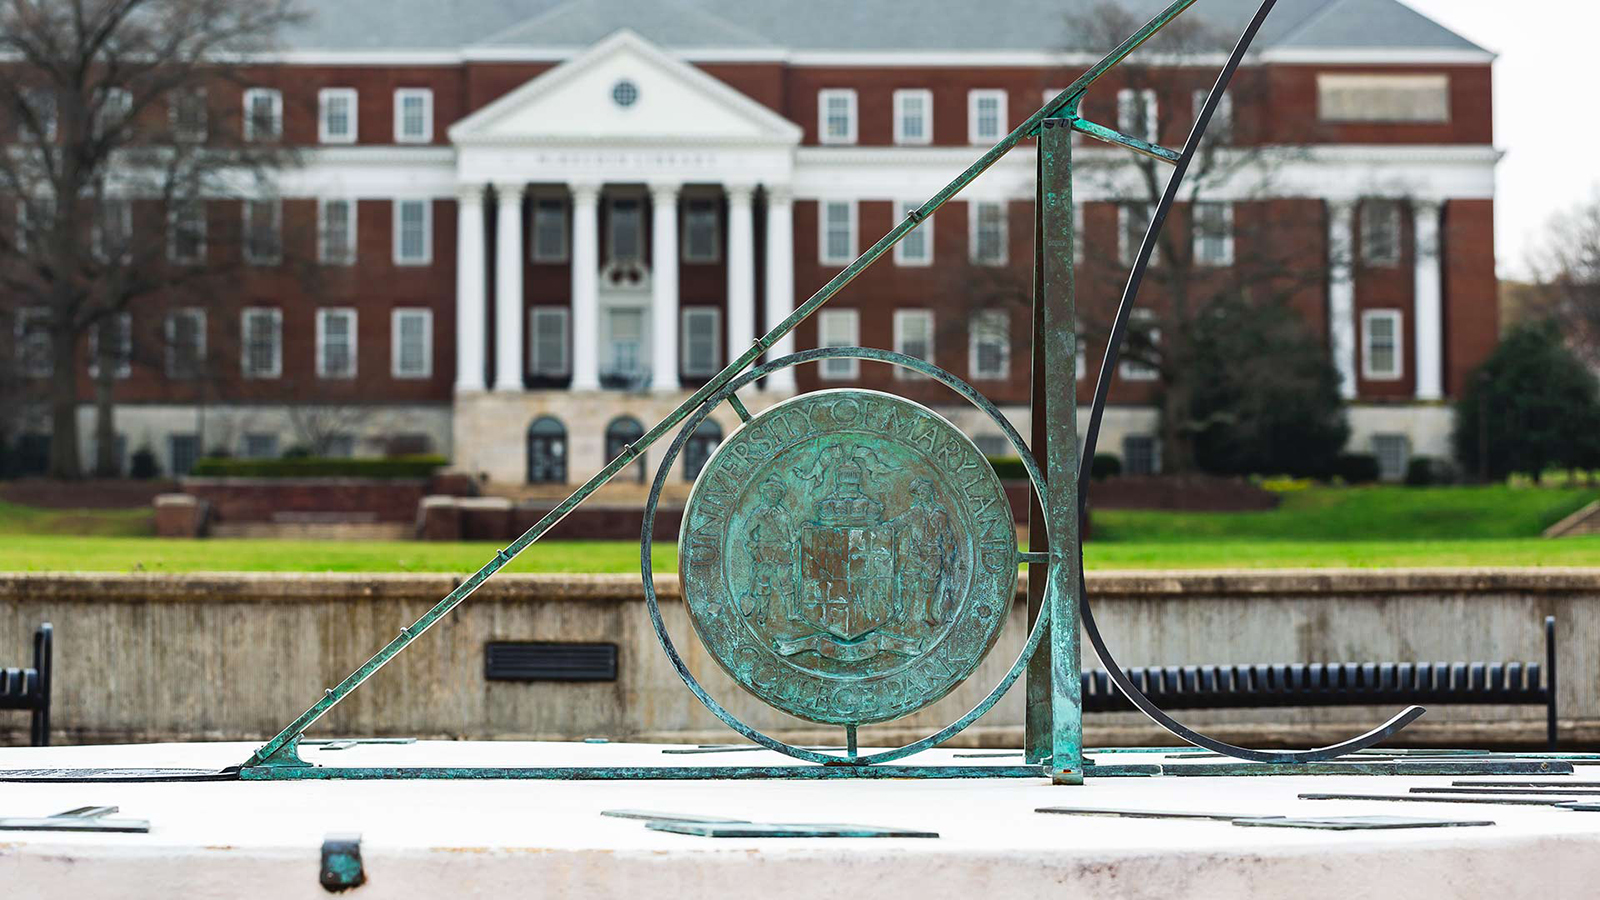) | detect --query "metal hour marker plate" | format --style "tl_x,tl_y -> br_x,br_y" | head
646,821 -> 939,839
1234,816 -> 1494,831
